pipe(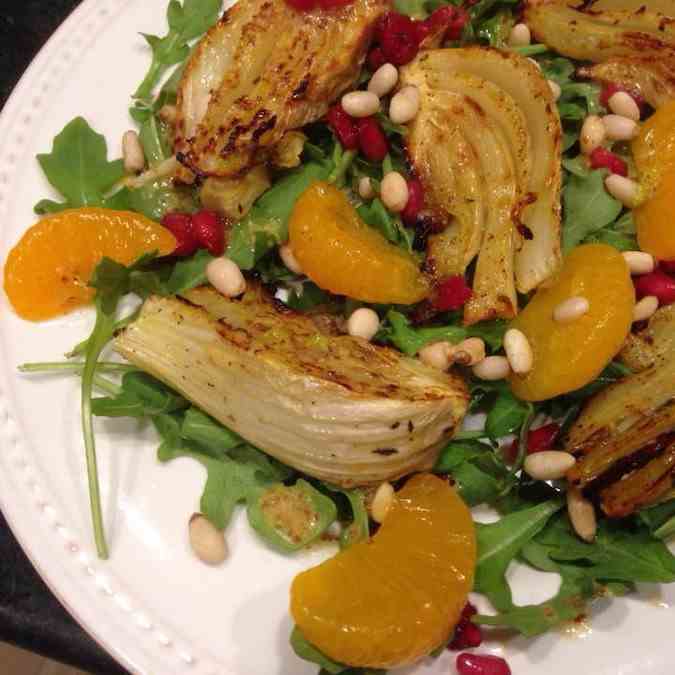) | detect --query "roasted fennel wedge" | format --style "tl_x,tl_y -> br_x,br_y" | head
564,306 -> 675,517
114,285 -> 469,487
